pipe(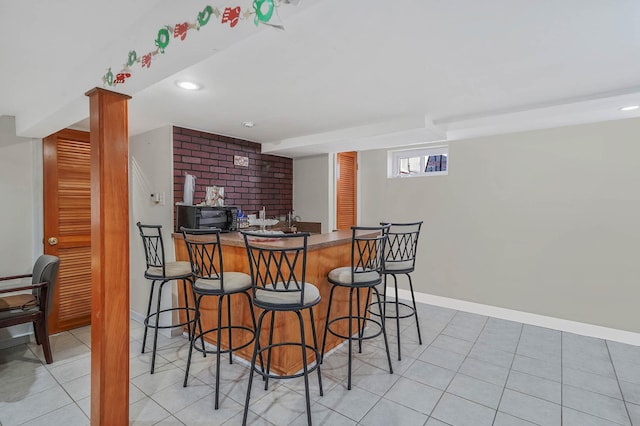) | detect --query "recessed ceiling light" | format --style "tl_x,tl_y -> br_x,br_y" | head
242,121 -> 255,128
619,105 -> 640,112
176,80 -> 201,90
